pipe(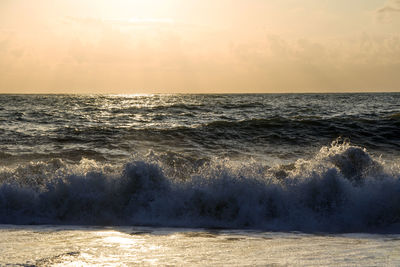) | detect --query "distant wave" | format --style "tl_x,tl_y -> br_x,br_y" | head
1,140 -> 400,233
2,94 -> 400,165
2,115 -> 399,165
127,116 -> 400,152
